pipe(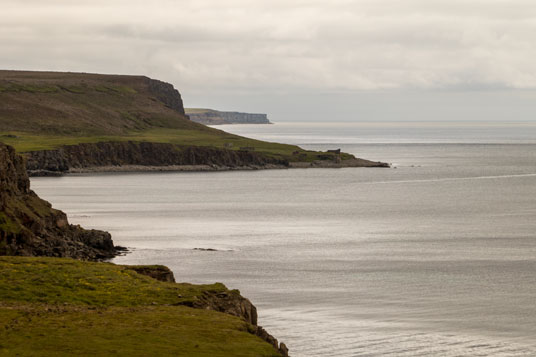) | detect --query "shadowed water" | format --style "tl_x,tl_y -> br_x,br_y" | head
31,122 -> 536,356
